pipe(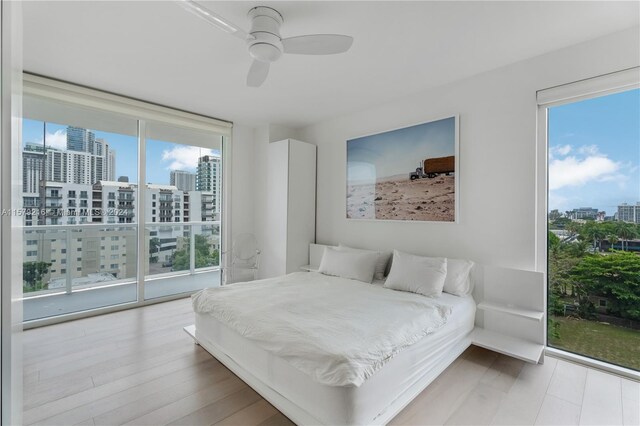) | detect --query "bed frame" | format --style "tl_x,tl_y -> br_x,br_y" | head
184,323 -> 470,425
184,243 -> 545,424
